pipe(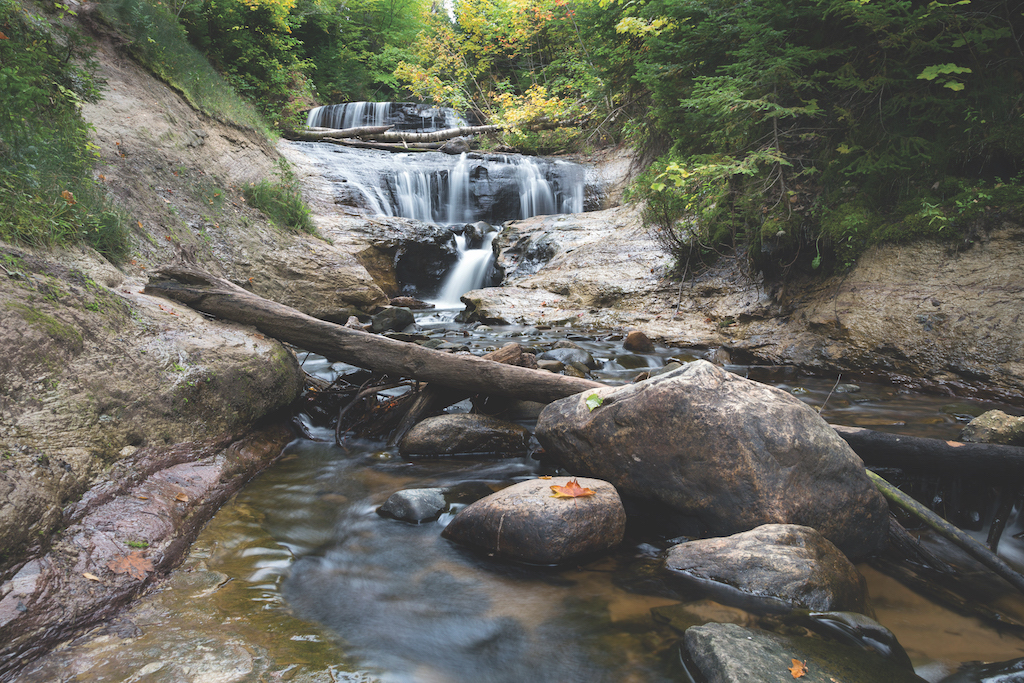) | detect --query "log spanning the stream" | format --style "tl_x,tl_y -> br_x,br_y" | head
144,267 -> 604,404
831,424 -> 1024,476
